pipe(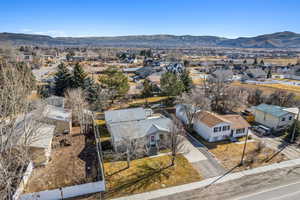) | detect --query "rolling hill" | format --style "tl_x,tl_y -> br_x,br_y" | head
1,31 -> 300,48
